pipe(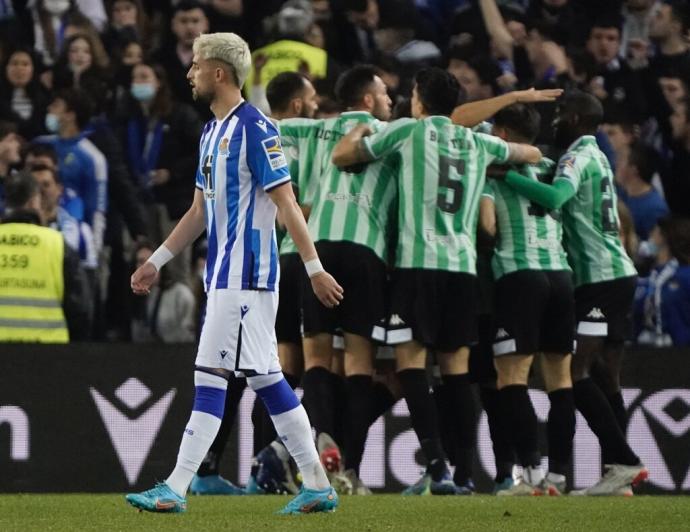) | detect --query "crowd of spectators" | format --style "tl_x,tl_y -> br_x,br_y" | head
0,0 -> 689,345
